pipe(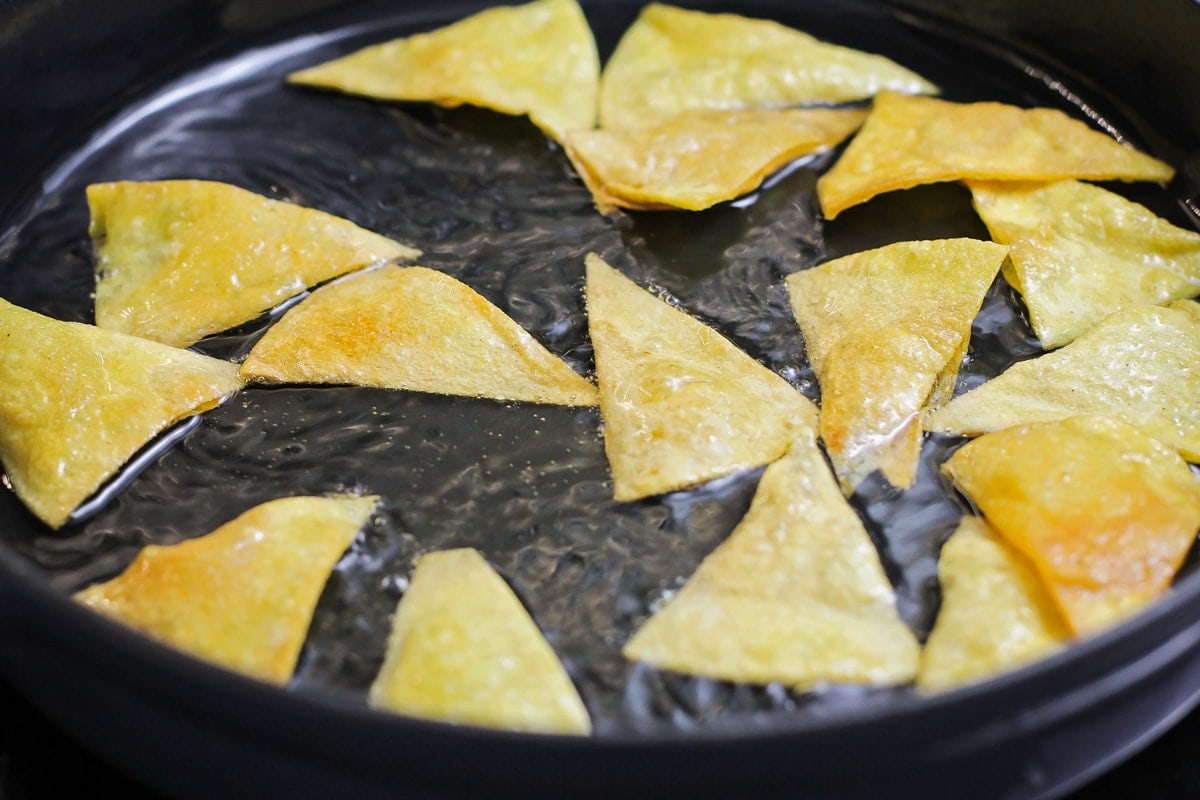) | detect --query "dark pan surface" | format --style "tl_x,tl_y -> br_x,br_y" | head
1,0 -> 1200,797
